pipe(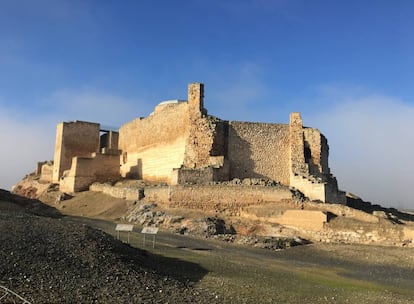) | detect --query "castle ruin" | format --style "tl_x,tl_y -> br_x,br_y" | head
40,82 -> 345,204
